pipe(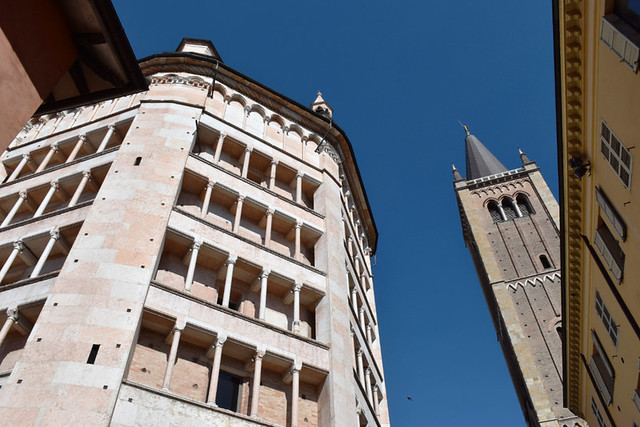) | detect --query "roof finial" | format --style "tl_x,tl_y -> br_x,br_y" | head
458,120 -> 470,136
519,148 -> 532,165
452,164 -> 463,181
